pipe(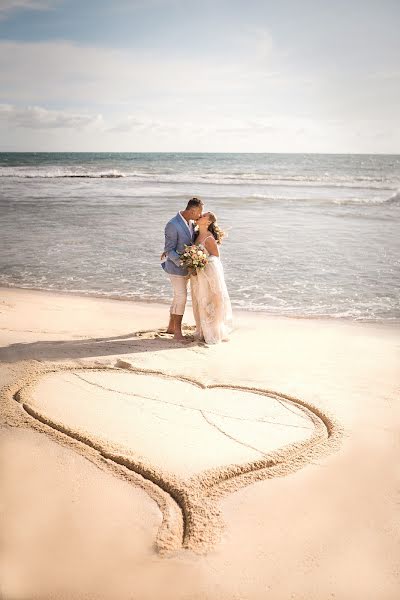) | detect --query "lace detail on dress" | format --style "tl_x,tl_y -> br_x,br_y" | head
190,243 -> 233,344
